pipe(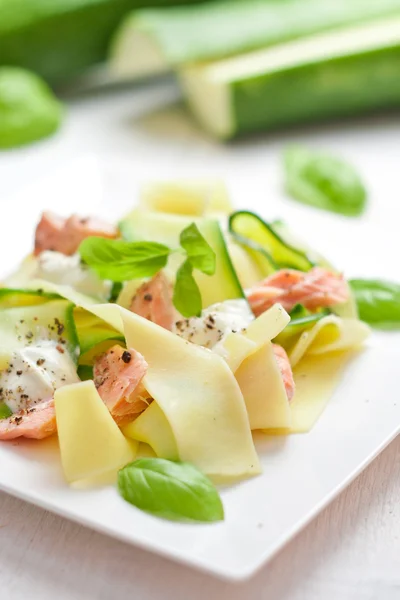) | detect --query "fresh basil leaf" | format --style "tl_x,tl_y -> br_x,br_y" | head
350,279 -> 400,329
284,146 -> 367,217
173,260 -> 202,318
180,223 -> 216,275
79,238 -> 170,282
0,402 -> 12,420
118,458 -> 224,523
0,67 -> 63,149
